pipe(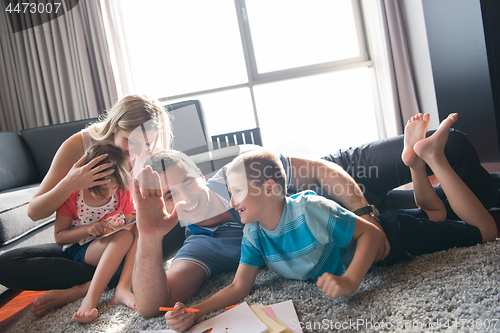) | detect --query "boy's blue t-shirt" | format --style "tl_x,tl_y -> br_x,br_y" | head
240,191 -> 356,280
